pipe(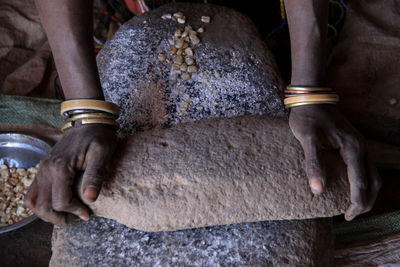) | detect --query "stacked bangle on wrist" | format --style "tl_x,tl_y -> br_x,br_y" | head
284,85 -> 339,108
60,99 -> 120,132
